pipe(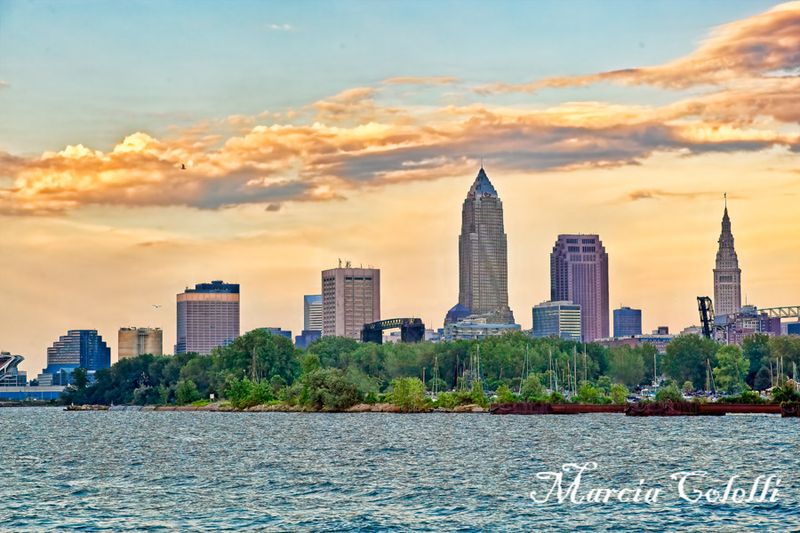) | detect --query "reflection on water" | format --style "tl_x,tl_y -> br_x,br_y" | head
1,408 -> 798,531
